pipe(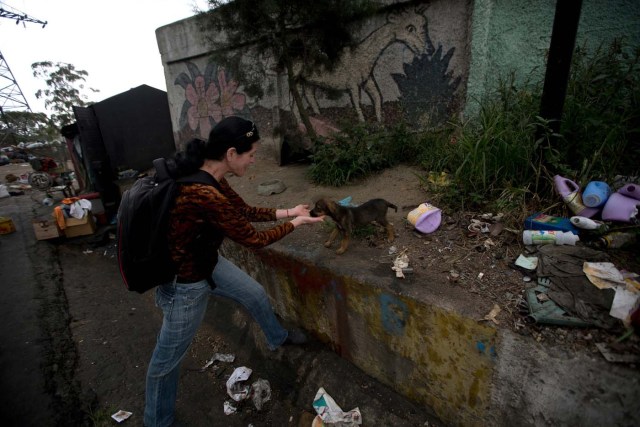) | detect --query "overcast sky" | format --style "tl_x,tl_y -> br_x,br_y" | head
1,0 -> 209,114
